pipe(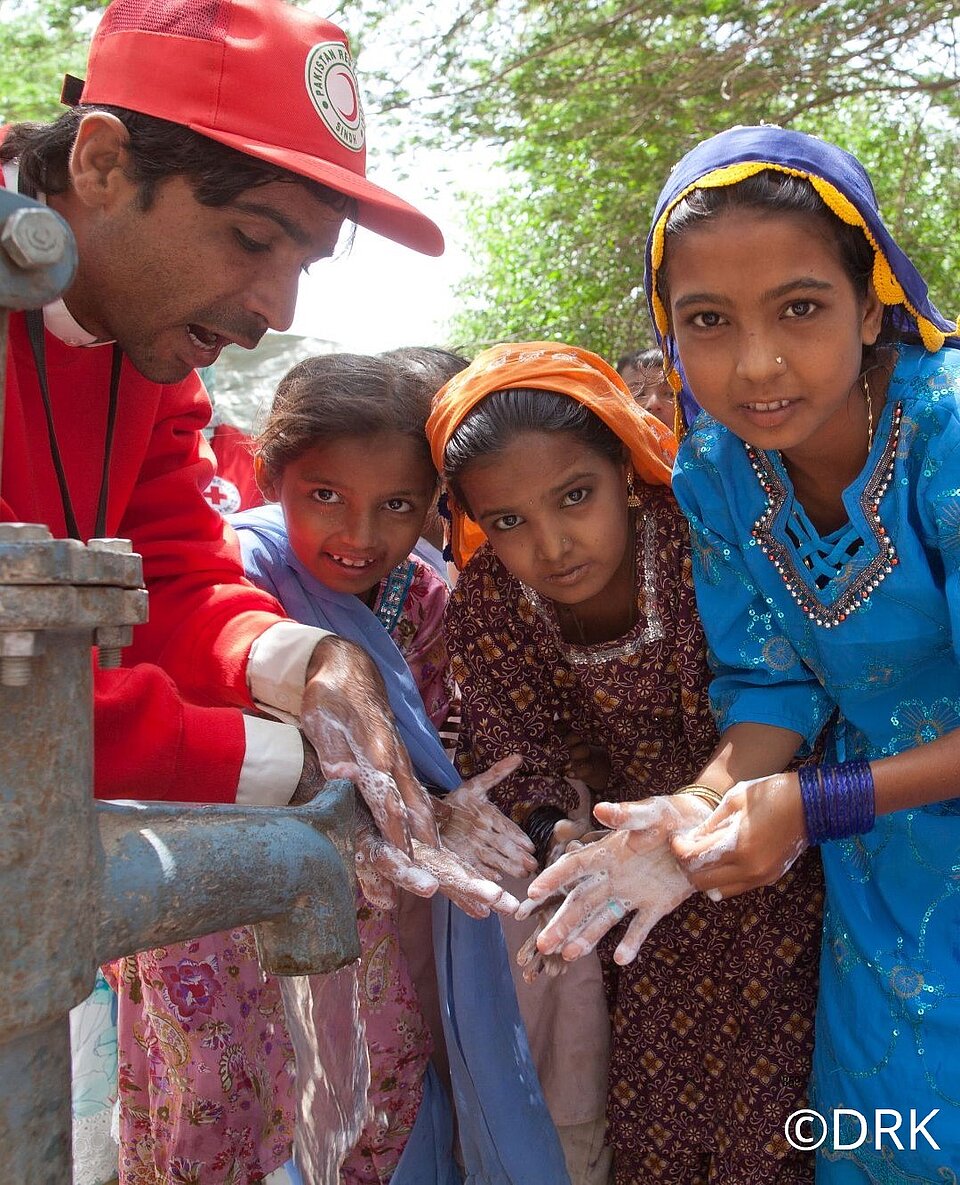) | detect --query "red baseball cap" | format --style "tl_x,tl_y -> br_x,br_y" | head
72,0 -> 444,256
